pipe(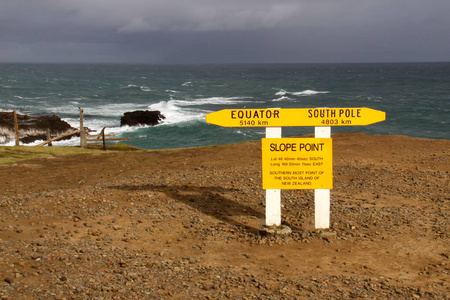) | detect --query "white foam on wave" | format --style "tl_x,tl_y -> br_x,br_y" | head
292,90 -> 329,96
140,86 -> 152,92
0,107 -> 27,114
177,96 -> 252,106
165,89 -> 180,94
122,84 -> 153,92
272,96 -> 293,102
52,102 -> 147,119
123,84 -> 138,89
275,89 -> 329,97
101,124 -> 137,137
147,96 -> 254,125
148,100 -> 205,125
14,95 -> 46,100
84,103 -> 151,132
72,96 -> 88,101
275,89 -> 288,96
0,134 -> 81,147
37,102 -> 150,139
